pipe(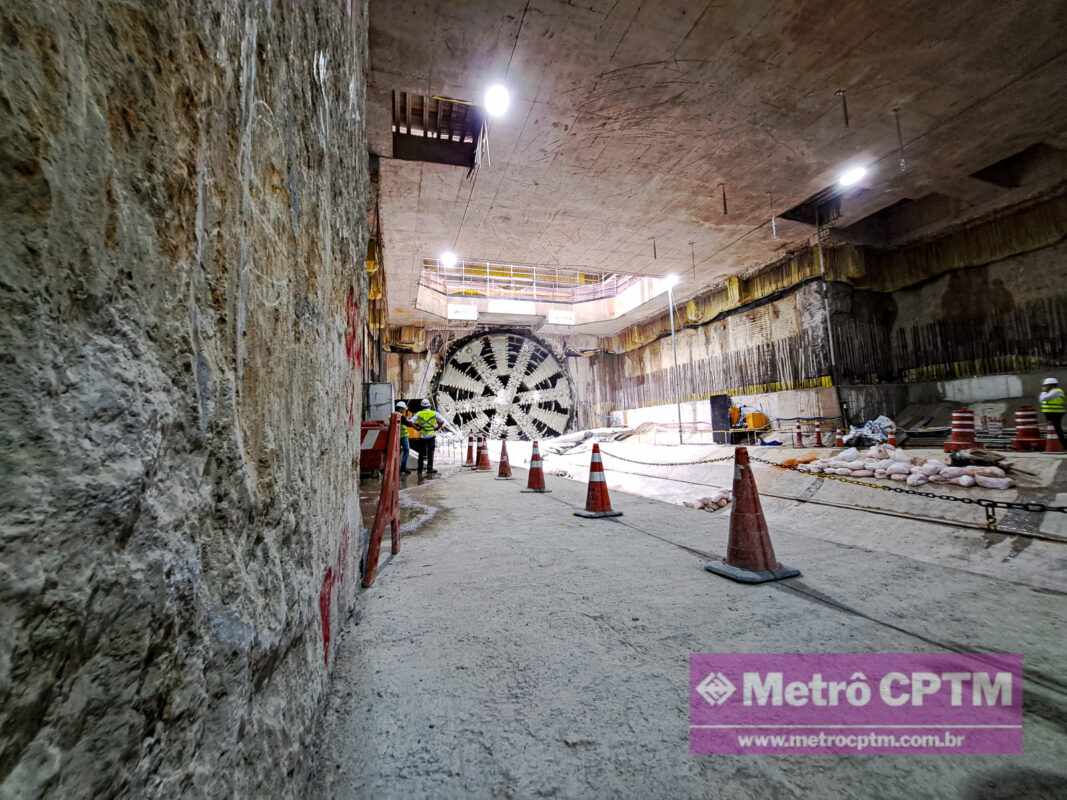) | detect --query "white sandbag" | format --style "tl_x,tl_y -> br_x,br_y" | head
906,473 -> 928,487
975,475 -> 1014,490
886,462 -> 911,476
874,469 -> 888,479
833,468 -> 852,475
928,475 -> 948,483
921,461 -> 943,476
850,469 -> 874,477
892,449 -> 912,463
683,500 -> 703,509
972,466 -> 1007,478
863,460 -> 882,471
940,466 -> 966,479
838,447 -> 860,462
890,473 -> 907,481
954,475 -> 976,487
